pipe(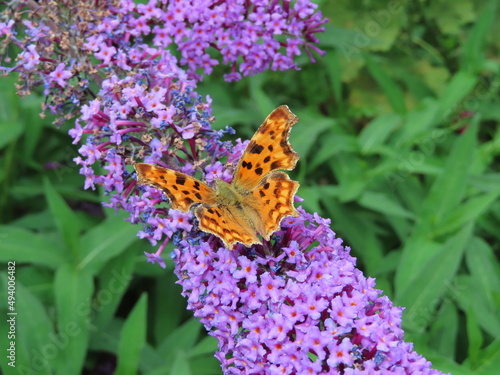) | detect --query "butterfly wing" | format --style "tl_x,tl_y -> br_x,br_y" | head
135,163 -> 217,212
232,105 -> 299,190
194,204 -> 261,248
250,171 -> 300,240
